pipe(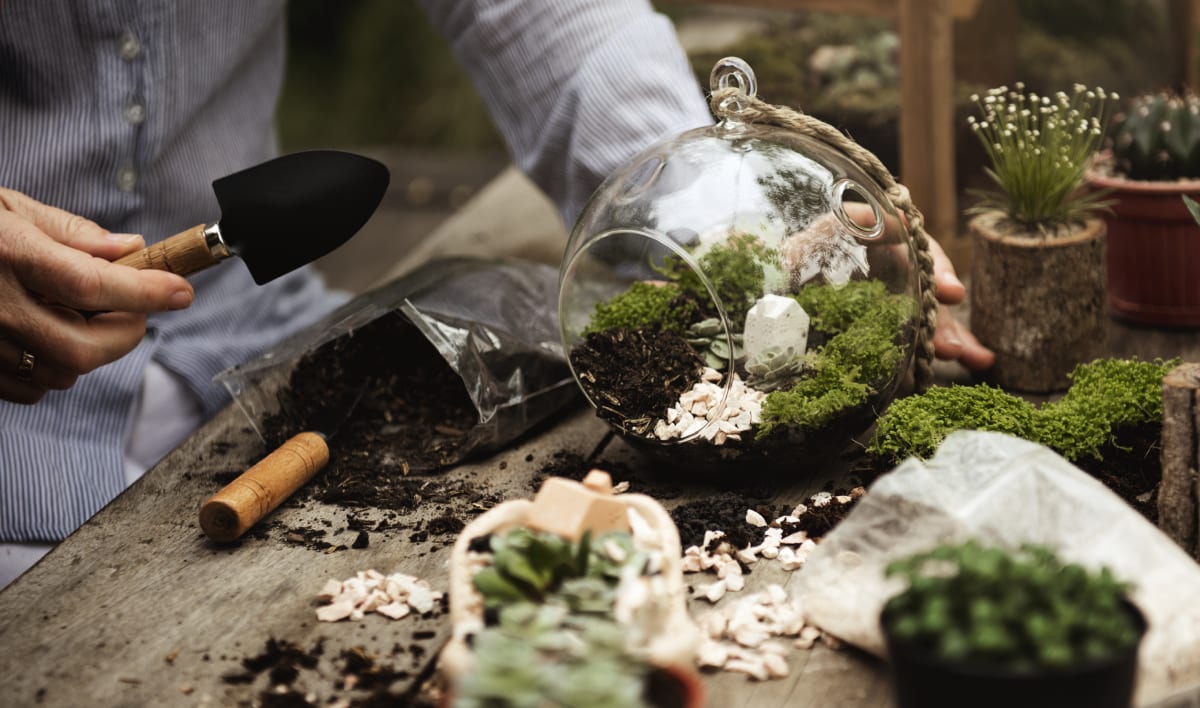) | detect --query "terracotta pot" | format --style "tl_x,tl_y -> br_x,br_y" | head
969,212 -> 1106,392
1086,171 -> 1200,327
